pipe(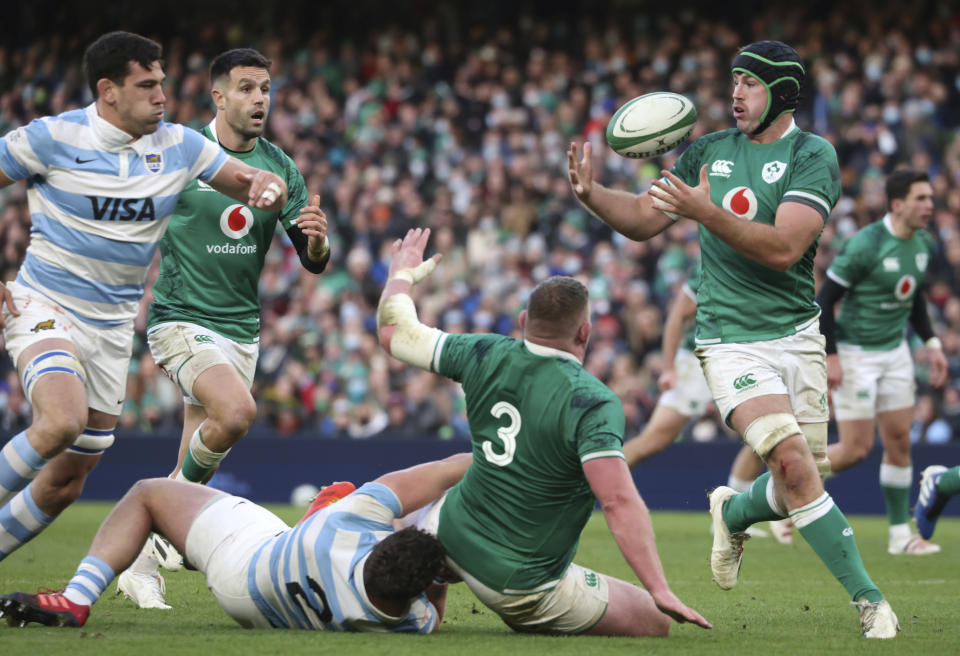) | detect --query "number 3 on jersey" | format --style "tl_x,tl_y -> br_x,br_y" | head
483,401 -> 520,466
